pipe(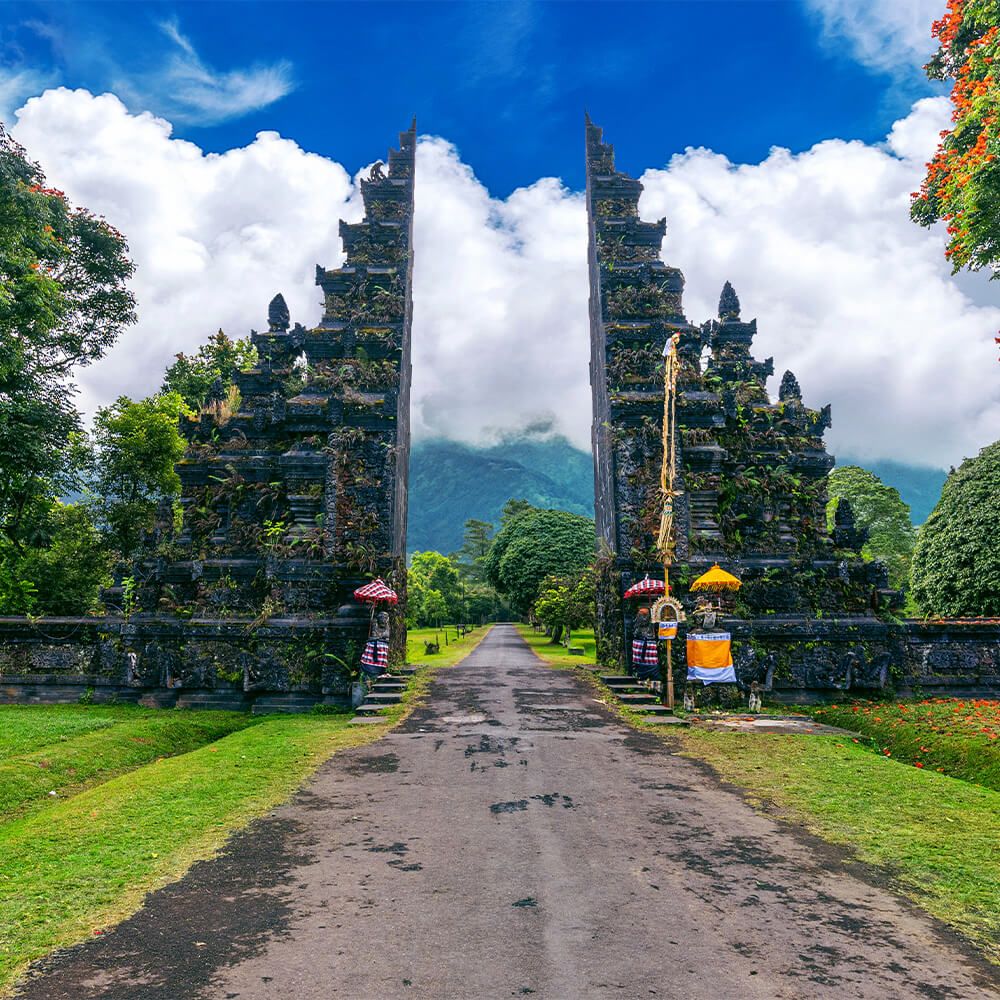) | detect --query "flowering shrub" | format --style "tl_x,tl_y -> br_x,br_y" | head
912,0 -> 1000,277
812,697 -> 1000,791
